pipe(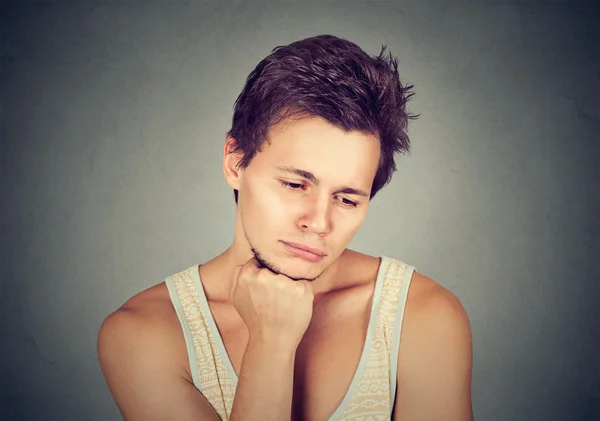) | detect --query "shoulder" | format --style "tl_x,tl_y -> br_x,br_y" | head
97,283 -> 222,420
400,270 -> 472,363
393,270 -> 473,418
97,282 -> 190,380
405,270 -> 470,331
99,282 -> 179,341
347,251 -> 471,339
